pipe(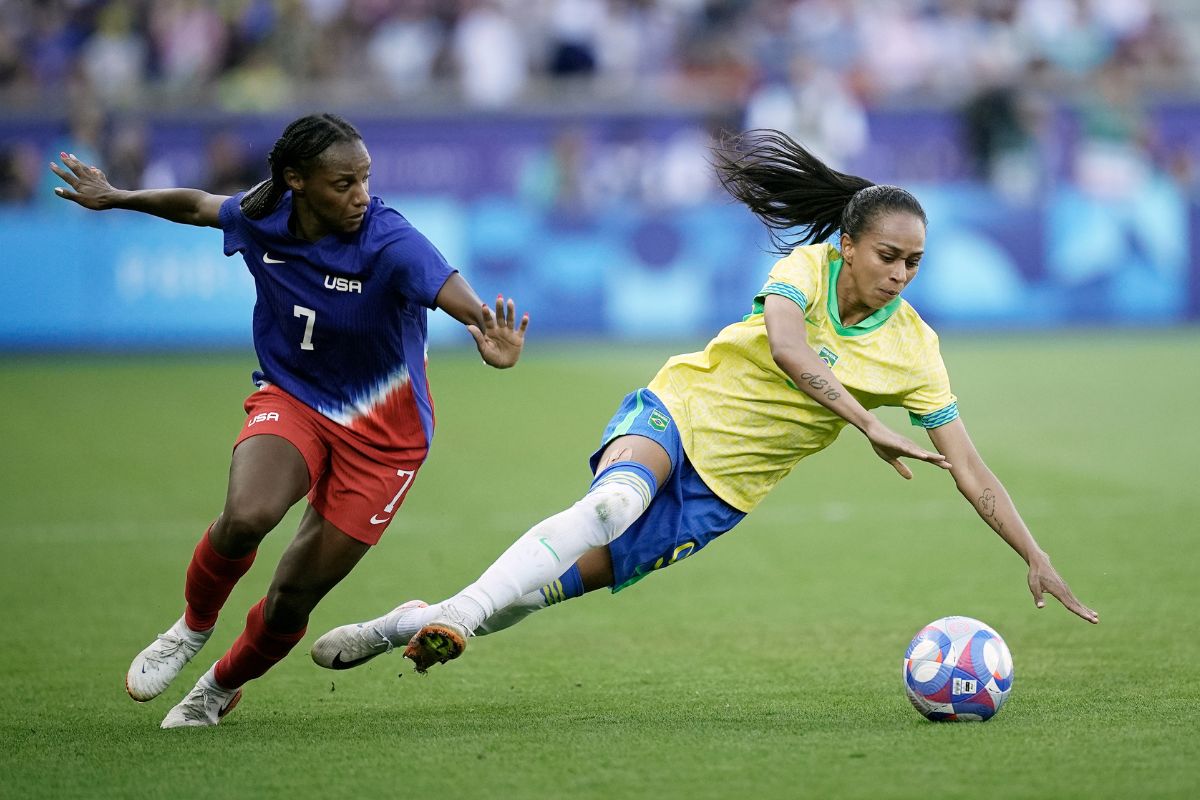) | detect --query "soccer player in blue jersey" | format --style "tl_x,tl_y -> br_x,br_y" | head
49,113 -> 529,728
313,129 -> 1097,677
